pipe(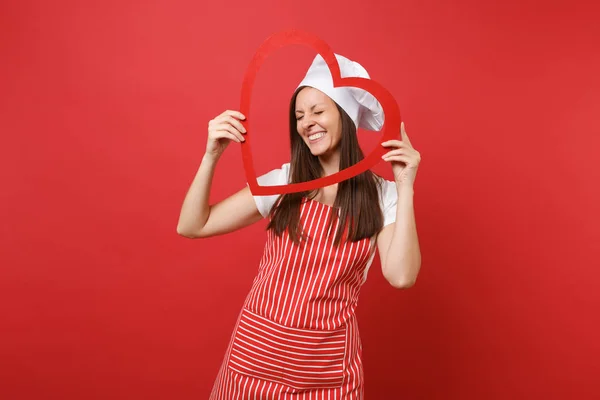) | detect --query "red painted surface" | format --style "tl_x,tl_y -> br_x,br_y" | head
1,0 -> 599,398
